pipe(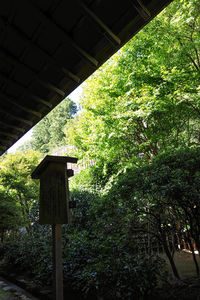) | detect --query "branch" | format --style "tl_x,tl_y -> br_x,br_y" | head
178,38 -> 200,71
183,100 -> 200,118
